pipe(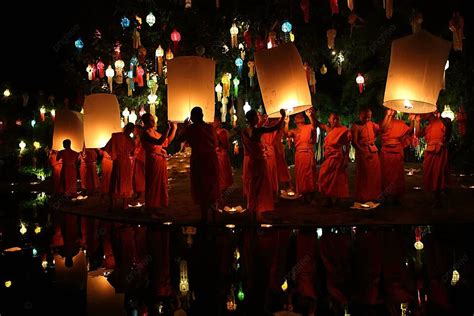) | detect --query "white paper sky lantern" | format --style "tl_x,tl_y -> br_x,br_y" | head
254,42 -> 312,118
383,30 -> 451,114
83,94 -> 122,149
52,110 -> 84,152
167,56 -> 216,122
